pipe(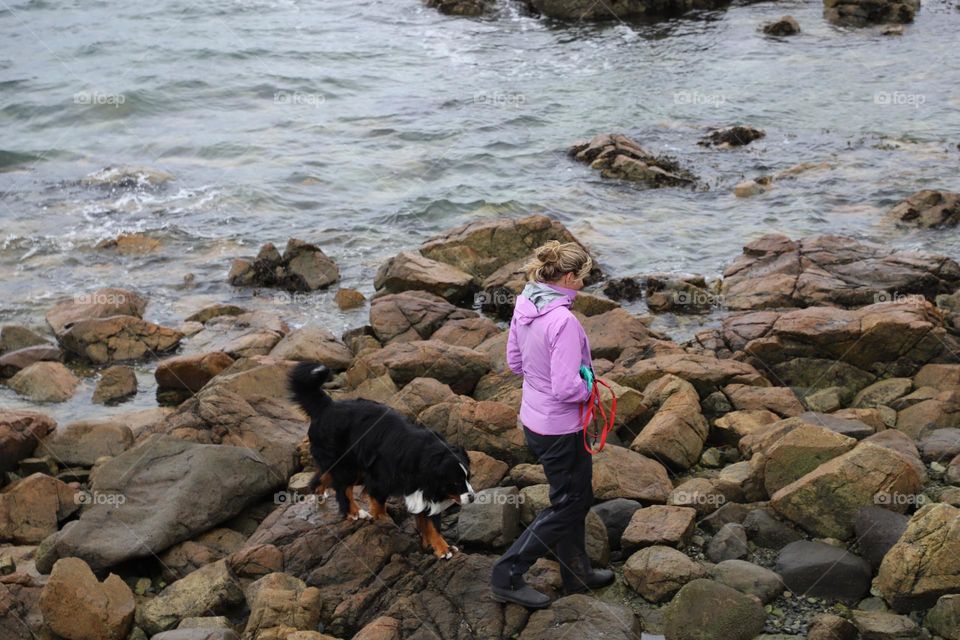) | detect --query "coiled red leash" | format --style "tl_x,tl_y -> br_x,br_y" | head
580,377 -> 617,454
